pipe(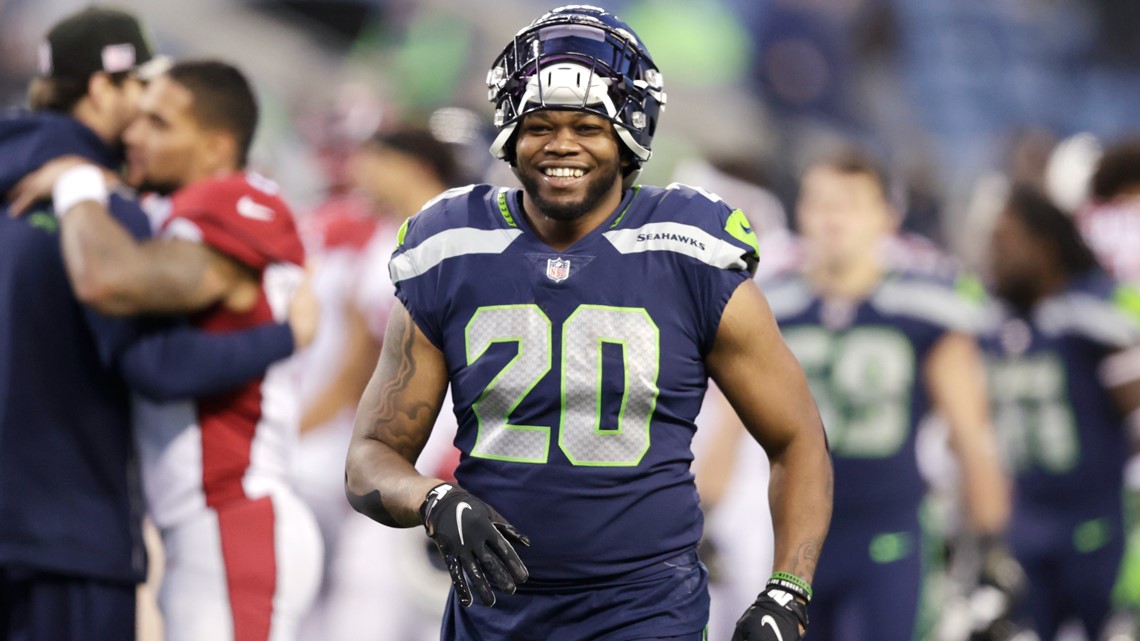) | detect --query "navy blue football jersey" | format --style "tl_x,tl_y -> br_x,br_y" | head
981,271 -> 1136,518
761,269 -> 984,515
391,183 -> 757,584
